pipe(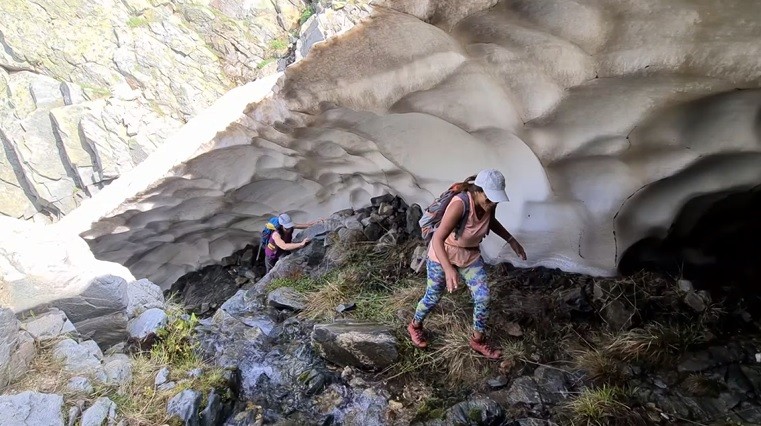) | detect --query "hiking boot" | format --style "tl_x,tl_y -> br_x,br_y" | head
407,322 -> 428,348
469,336 -> 501,360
